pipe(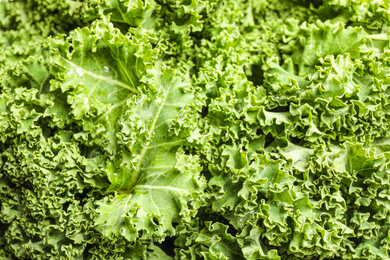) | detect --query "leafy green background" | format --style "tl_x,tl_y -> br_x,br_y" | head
1,0 -> 390,259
